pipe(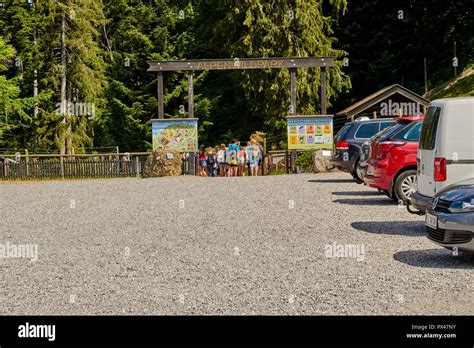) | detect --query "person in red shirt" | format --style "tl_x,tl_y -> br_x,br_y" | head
198,145 -> 208,177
